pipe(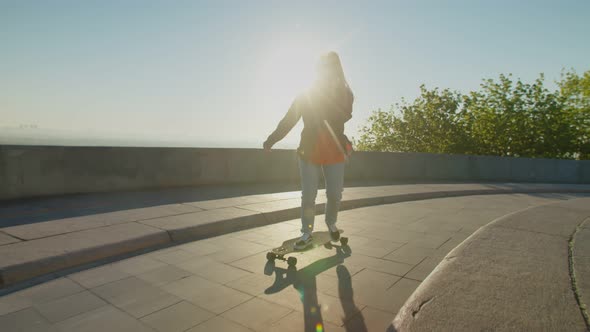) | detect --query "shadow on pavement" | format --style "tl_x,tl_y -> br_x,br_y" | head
0,179 -> 455,227
264,244 -> 367,331
0,183 -> 302,227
